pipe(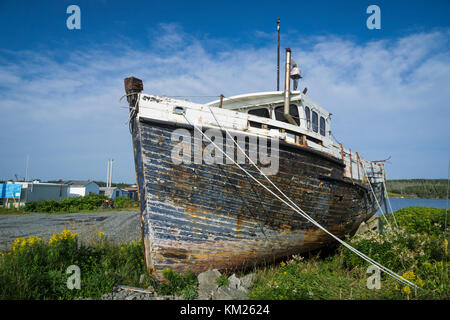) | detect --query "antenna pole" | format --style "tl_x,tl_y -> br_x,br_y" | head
110,159 -> 114,187
25,155 -> 29,182
277,18 -> 280,91
106,159 -> 110,188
